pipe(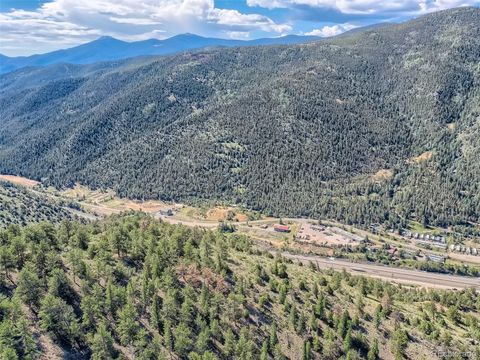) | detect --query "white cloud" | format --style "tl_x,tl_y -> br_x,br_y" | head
248,0 -> 479,15
208,8 -> 291,33
306,23 -> 357,37
109,17 -> 161,26
0,0 -> 290,56
225,31 -> 251,40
